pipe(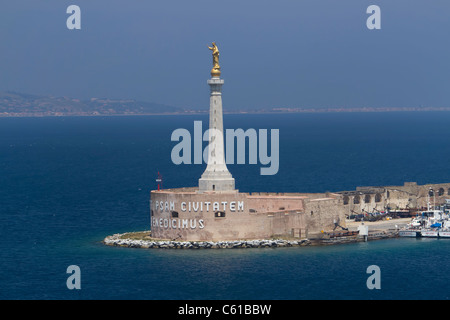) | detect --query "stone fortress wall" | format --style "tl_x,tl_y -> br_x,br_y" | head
339,181 -> 450,215
150,182 -> 450,241
150,188 -> 348,241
